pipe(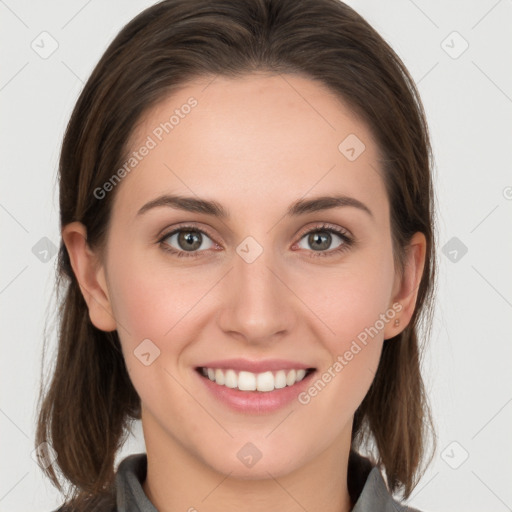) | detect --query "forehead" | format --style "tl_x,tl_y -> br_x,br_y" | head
113,72 -> 387,221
